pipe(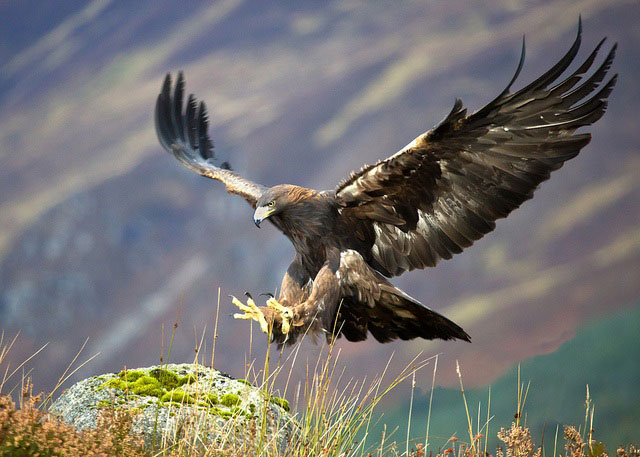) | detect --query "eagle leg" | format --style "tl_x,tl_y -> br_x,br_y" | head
231,295 -> 269,334
266,297 -> 294,334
